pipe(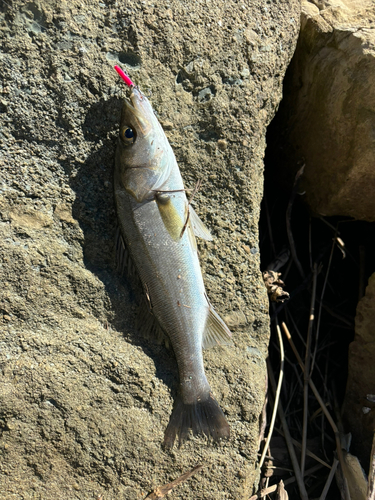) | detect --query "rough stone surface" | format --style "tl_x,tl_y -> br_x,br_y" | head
270,0 -> 375,221
0,1 -> 299,498
342,273 -> 375,467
